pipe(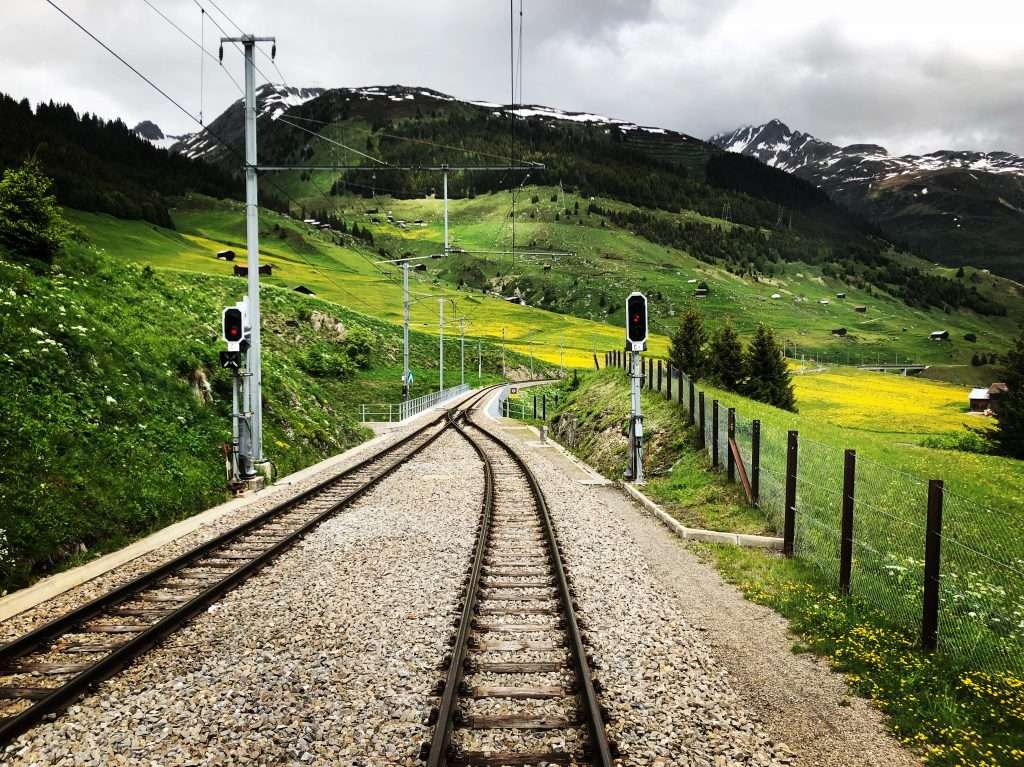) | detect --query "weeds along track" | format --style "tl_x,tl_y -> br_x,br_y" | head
0,387 -> 494,747
425,403 -> 612,766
